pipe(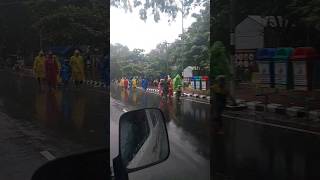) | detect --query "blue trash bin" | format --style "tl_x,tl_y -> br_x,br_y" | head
256,48 -> 277,88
